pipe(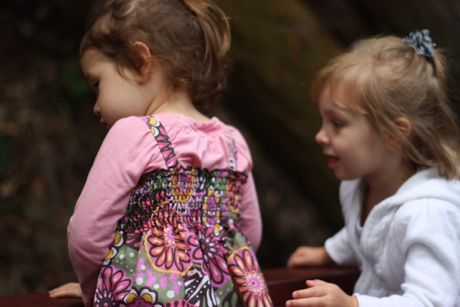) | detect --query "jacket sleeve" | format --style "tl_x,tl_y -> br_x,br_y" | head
67,117 -> 159,306
355,199 -> 460,307
324,227 -> 356,265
